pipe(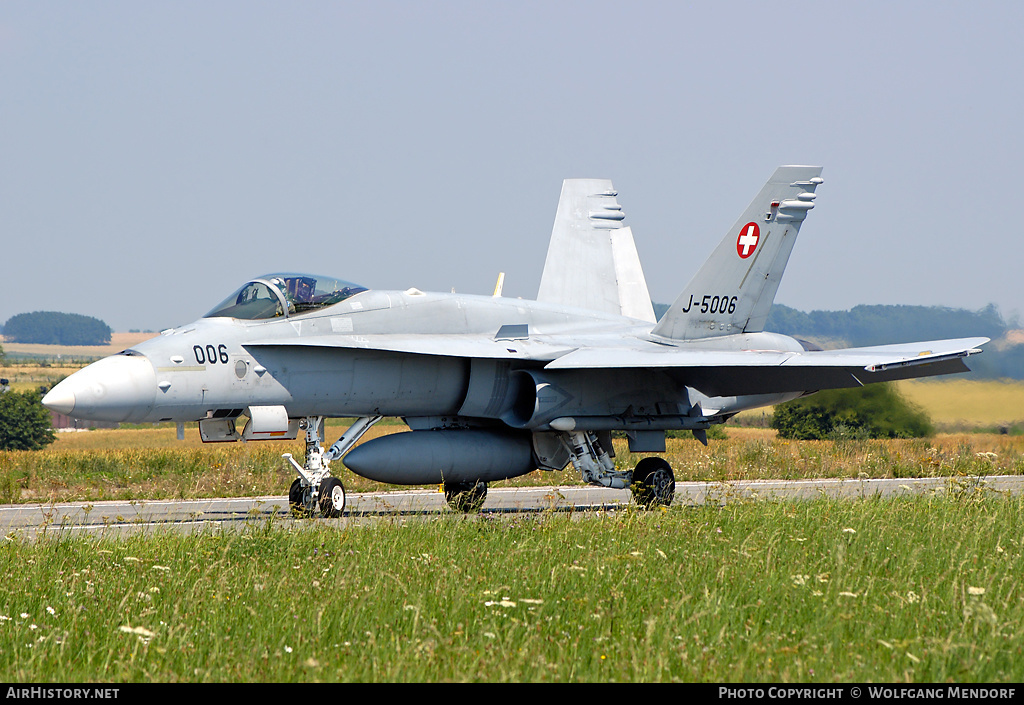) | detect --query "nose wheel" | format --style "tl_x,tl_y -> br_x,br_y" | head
288,478 -> 310,517
318,477 -> 346,518
289,477 -> 347,518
